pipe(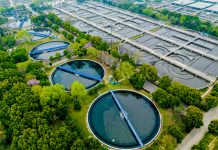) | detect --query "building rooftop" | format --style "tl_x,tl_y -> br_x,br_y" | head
202,0 -> 218,3
188,2 -> 213,9
172,0 -> 195,6
206,4 -> 218,12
